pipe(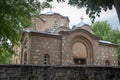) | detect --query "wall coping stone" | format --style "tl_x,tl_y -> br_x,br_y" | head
0,64 -> 119,69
